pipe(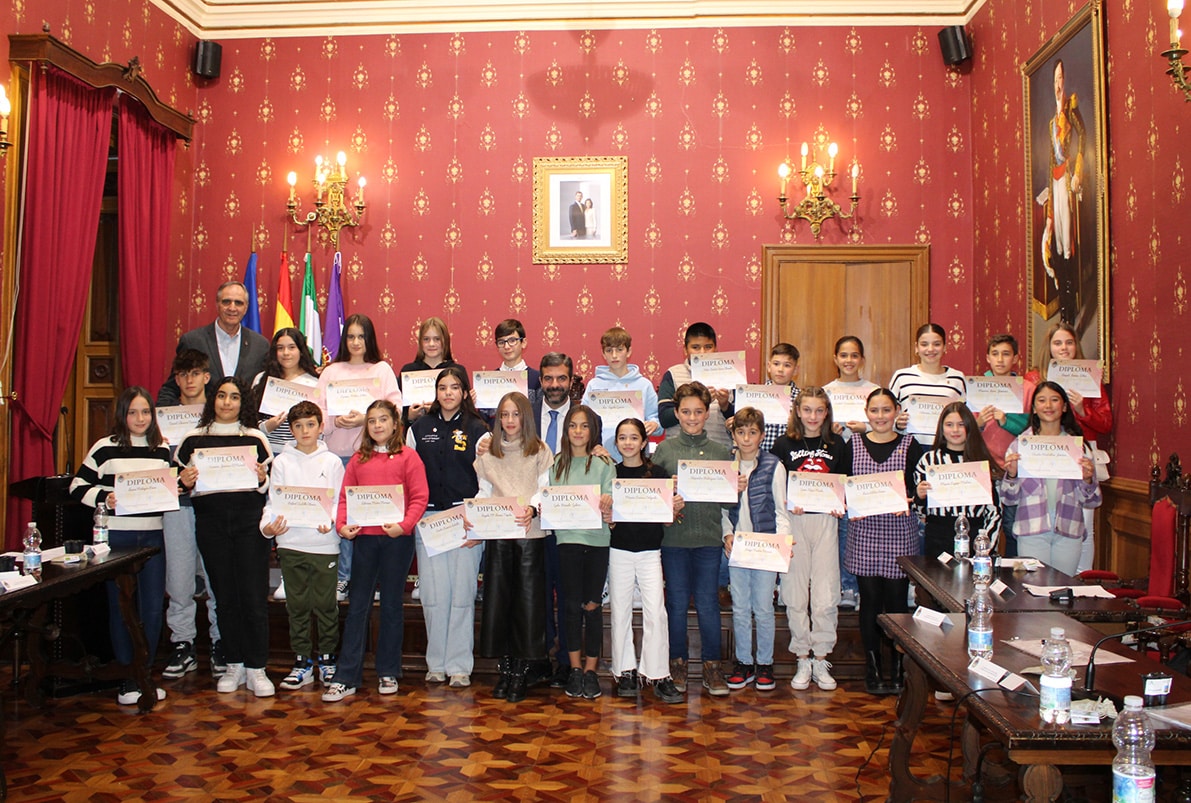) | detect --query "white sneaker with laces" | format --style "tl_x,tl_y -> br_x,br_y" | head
811,658 -> 837,691
790,657 -> 813,690
839,589 -> 858,609
273,579 -> 286,600
322,681 -> 356,702
246,667 -> 275,697
217,663 -> 246,693
336,580 -> 349,601
378,676 -> 399,695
